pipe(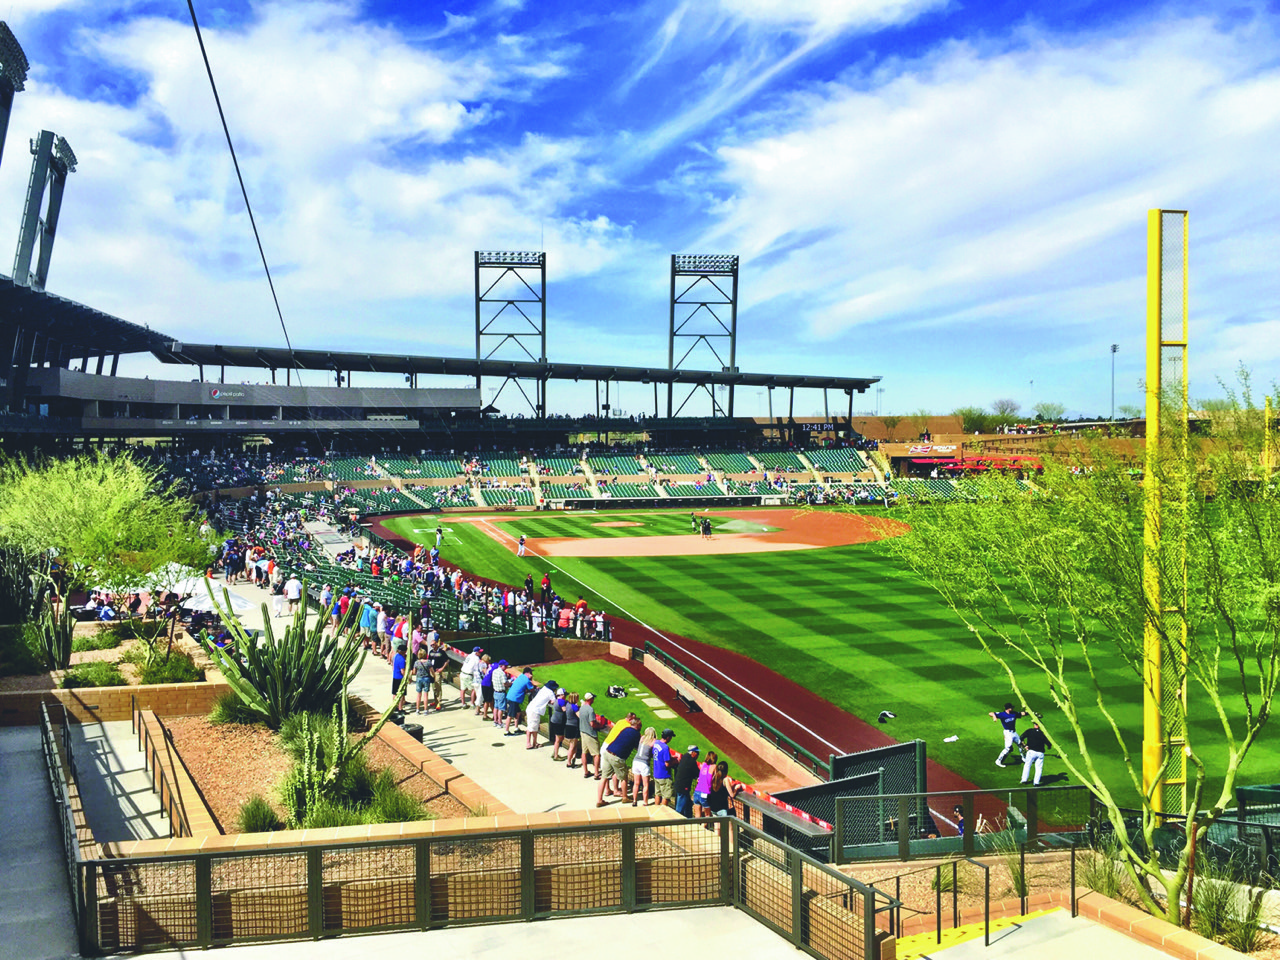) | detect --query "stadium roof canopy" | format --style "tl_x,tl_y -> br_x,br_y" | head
1,275 -> 173,357
154,342 -> 881,393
